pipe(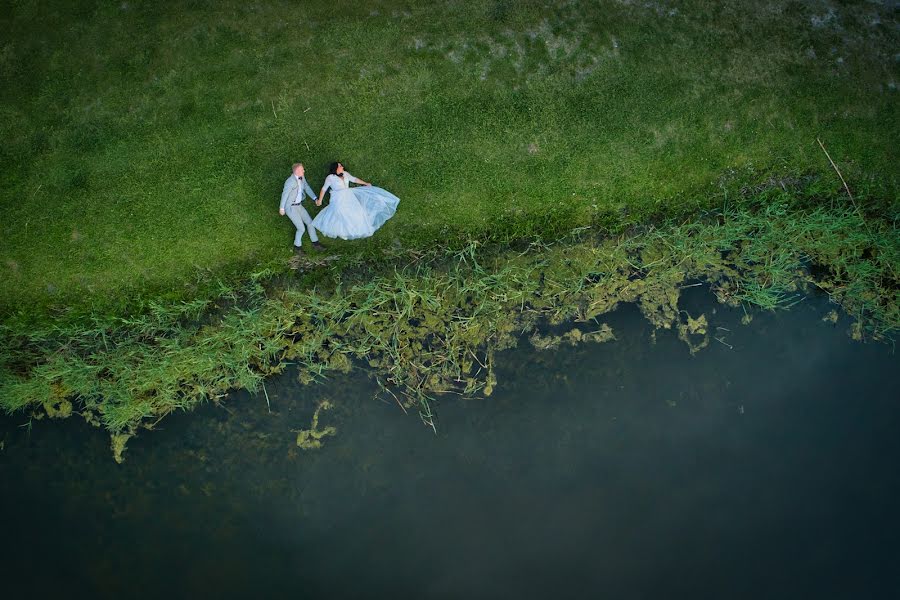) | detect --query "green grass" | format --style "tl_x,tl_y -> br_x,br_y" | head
1,0 -> 897,320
